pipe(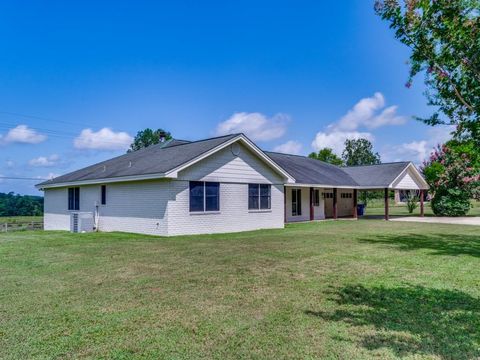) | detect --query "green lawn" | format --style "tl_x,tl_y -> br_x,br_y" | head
365,200 -> 480,217
0,216 -> 43,224
1,221 -> 480,359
